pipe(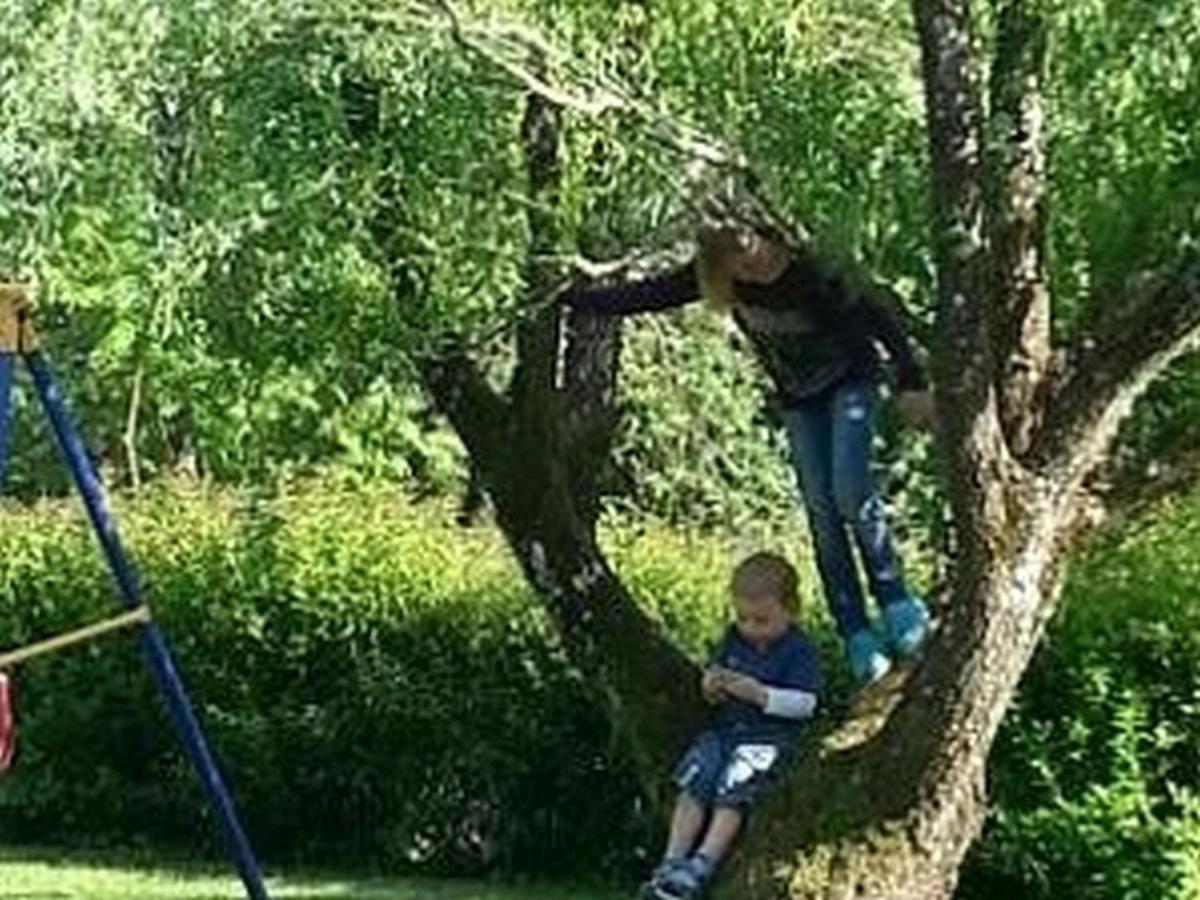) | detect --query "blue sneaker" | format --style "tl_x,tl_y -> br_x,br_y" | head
847,628 -> 892,684
654,855 -> 713,899
640,859 -> 684,899
883,597 -> 931,659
